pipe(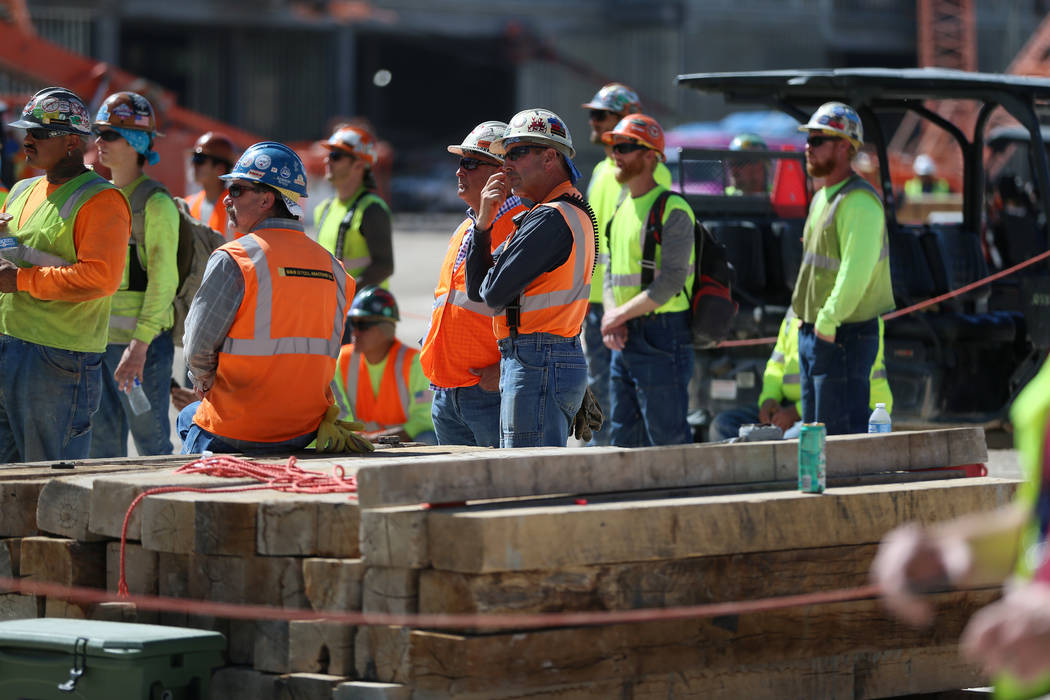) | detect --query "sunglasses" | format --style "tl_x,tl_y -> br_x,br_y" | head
611,142 -> 649,155
26,127 -> 65,140
96,130 -> 124,143
350,319 -> 383,331
589,109 -> 612,121
227,182 -> 266,198
504,145 -> 546,162
192,152 -> 230,167
806,135 -> 841,148
459,157 -> 496,171
327,150 -> 355,162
